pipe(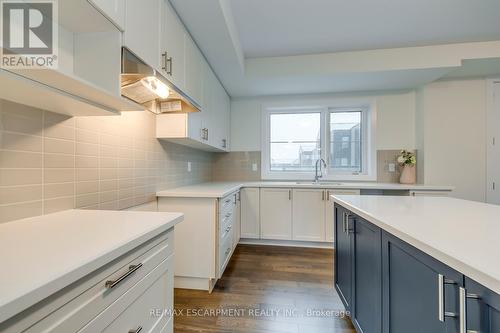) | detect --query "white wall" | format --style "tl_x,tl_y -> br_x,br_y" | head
418,79 -> 487,201
230,91 -> 416,151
